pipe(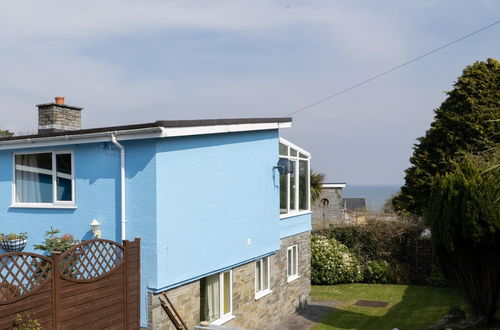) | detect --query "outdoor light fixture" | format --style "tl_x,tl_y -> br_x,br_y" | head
274,158 -> 294,175
90,219 -> 102,239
